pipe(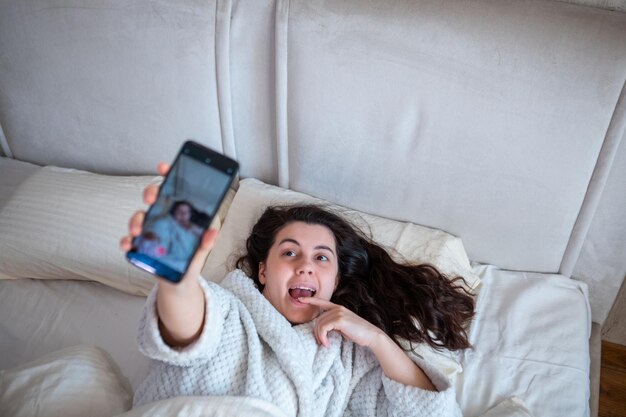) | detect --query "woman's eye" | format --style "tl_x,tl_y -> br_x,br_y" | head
283,250 -> 296,257
317,255 -> 329,261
